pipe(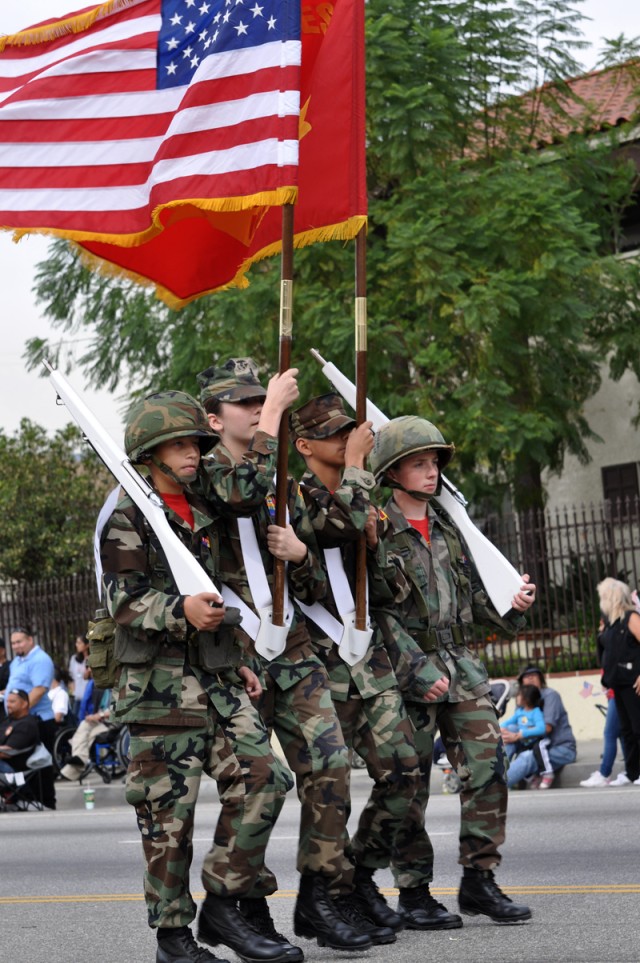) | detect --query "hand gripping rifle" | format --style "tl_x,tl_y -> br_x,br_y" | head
310,350 -> 524,617
43,360 -> 223,601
